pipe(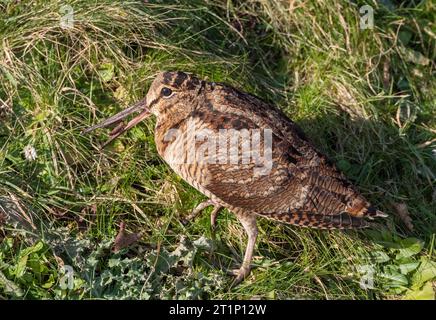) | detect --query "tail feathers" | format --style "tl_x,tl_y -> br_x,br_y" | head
265,210 -> 369,229
345,197 -> 388,219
